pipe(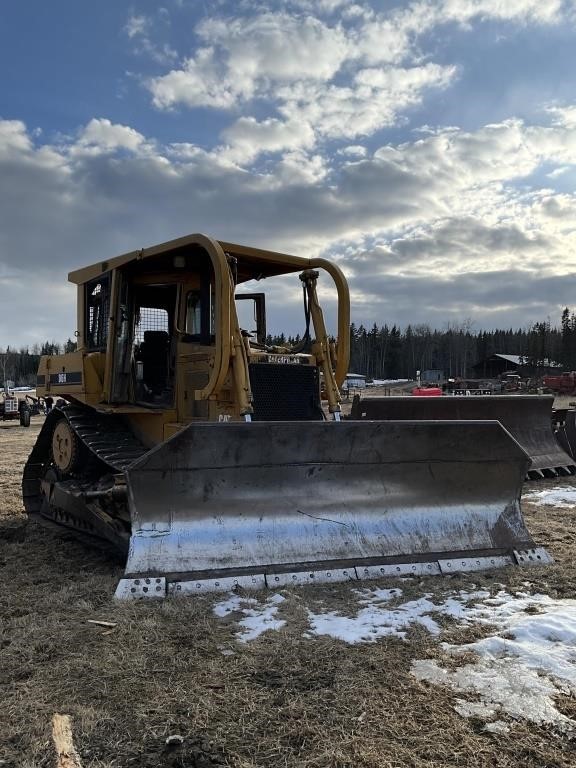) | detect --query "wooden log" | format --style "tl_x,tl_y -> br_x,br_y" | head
86,620 -> 117,628
52,714 -> 83,768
